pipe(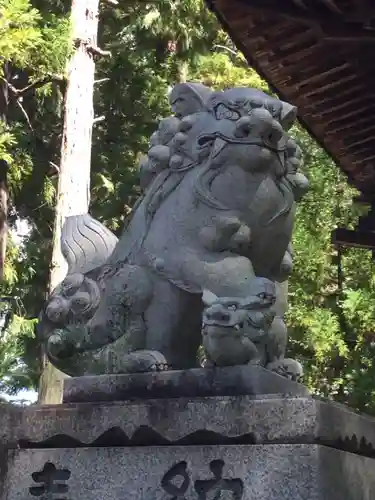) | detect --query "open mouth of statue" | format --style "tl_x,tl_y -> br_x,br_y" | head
203,320 -> 244,329
202,323 -> 244,338
202,322 -> 268,343
203,316 -> 269,332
